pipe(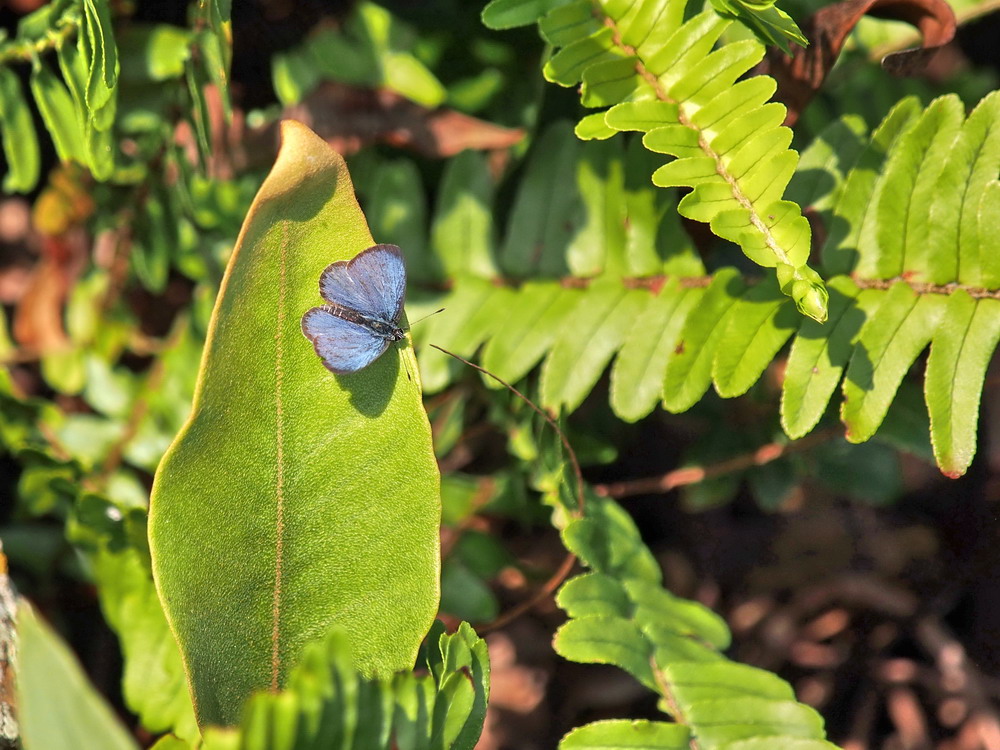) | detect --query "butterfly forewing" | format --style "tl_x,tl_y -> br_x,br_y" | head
319,244 -> 406,324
